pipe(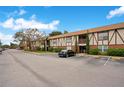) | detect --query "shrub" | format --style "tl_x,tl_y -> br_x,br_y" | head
35,47 -> 41,51
53,48 -> 64,52
107,48 -> 124,57
48,47 -> 64,52
41,47 -> 45,51
48,47 -> 54,52
89,48 -> 99,55
24,48 -> 29,51
99,52 -> 107,55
